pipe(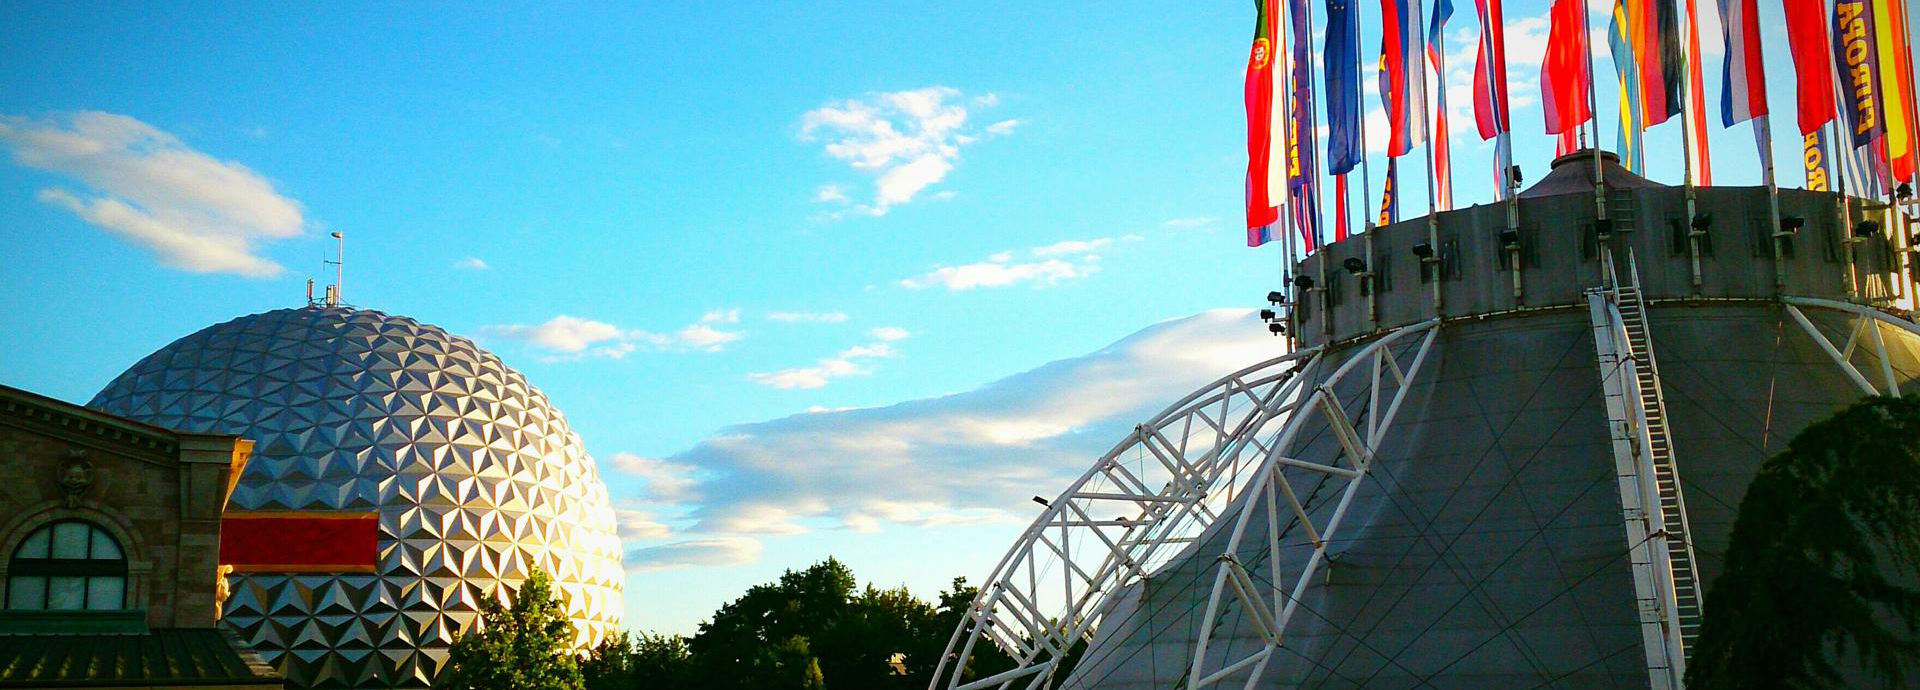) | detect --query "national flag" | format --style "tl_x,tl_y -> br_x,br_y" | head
1871,0 -> 1915,181
1543,0 -> 1593,140
1648,0 -> 1684,125
1379,158 -> 1400,225
1247,0 -> 1284,246
1471,0 -> 1511,140
1684,0 -> 1713,183
1326,0 -> 1363,175
1715,0 -> 1768,126
220,511 -> 380,573
1380,0 -> 1428,157
1428,0 -> 1454,210
1288,0 -> 1321,250
1804,130 -> 1831,191
1832,1 -> 1884,150
1610,0 -> 1647,173
1335,173 -> 1351,239
1781,0 -> 1836,135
